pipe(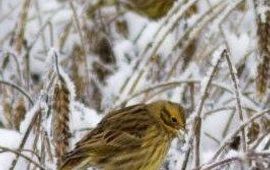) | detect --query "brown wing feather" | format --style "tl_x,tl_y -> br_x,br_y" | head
60,104 -> 155,170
